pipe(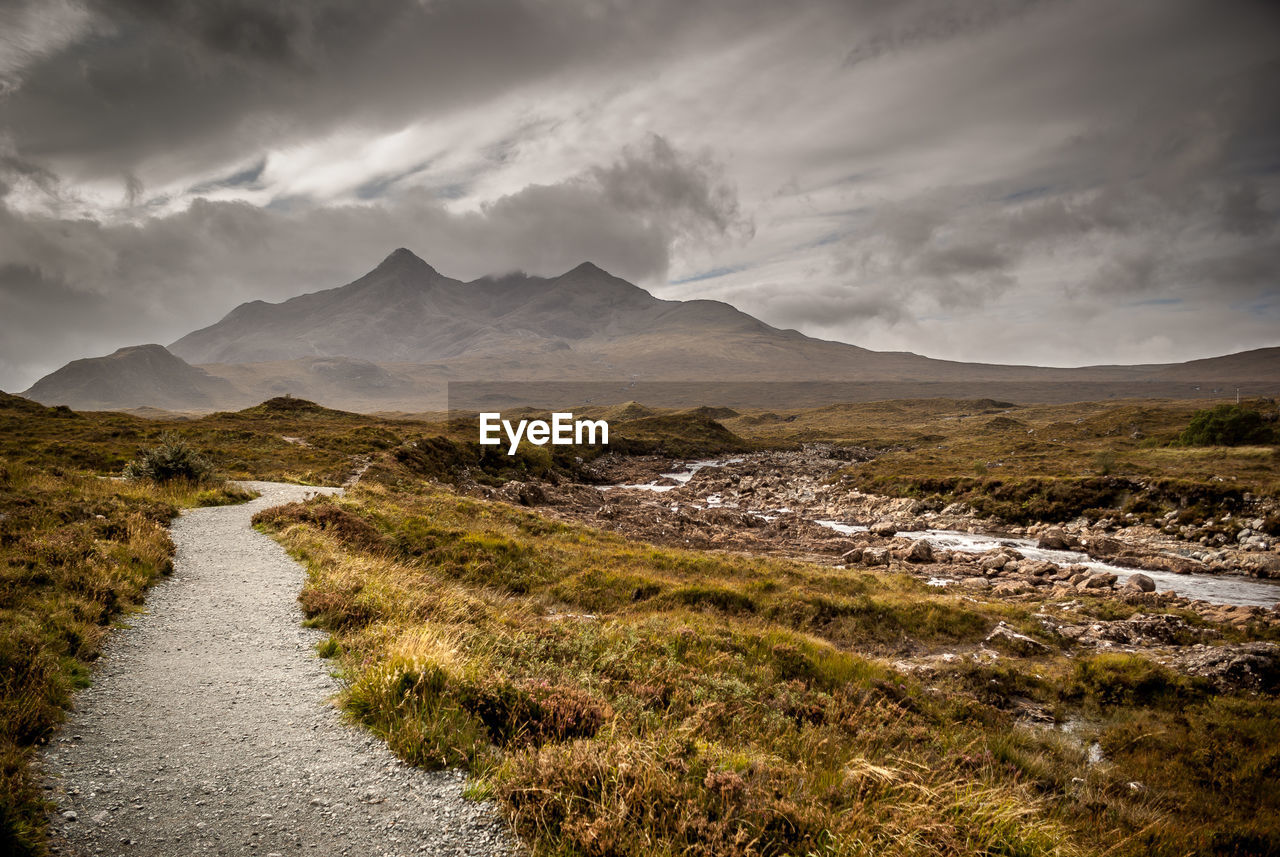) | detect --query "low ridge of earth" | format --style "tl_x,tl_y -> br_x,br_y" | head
40,482 -> 519,857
